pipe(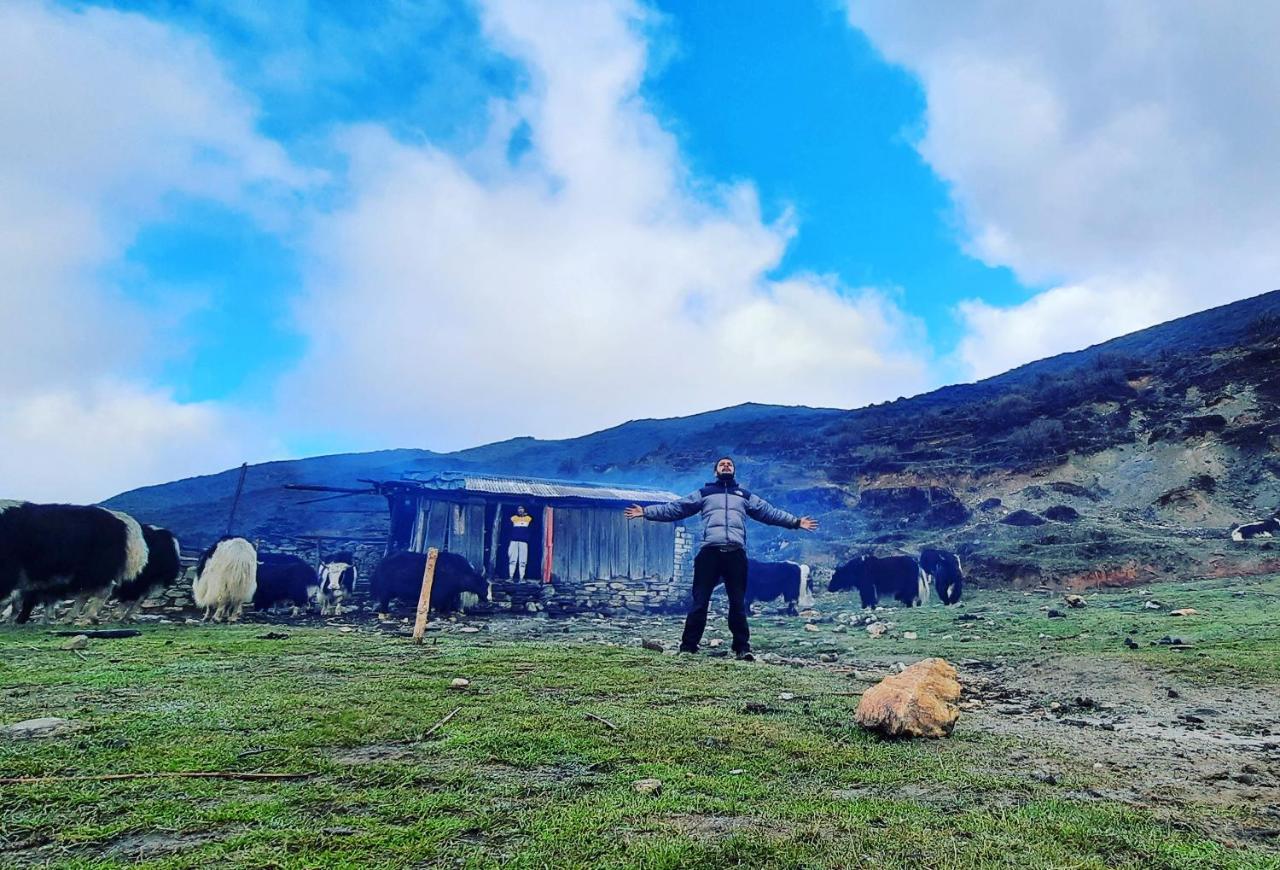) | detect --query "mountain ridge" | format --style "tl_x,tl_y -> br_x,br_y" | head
104,289 -> 1280,586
